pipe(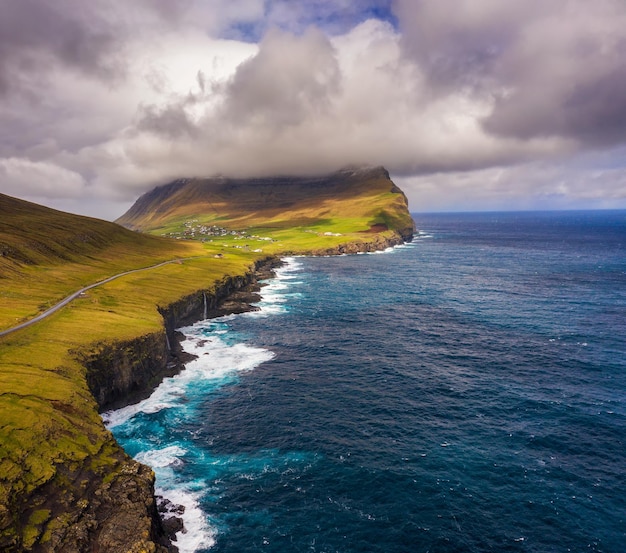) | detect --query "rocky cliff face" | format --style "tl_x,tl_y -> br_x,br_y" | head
1,260 -> 278,553
1,428 -> 174,553
35,446 -> 172,553
81,260 -> 275,412
6,240 -> 411,551
307,229 -> 413,256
